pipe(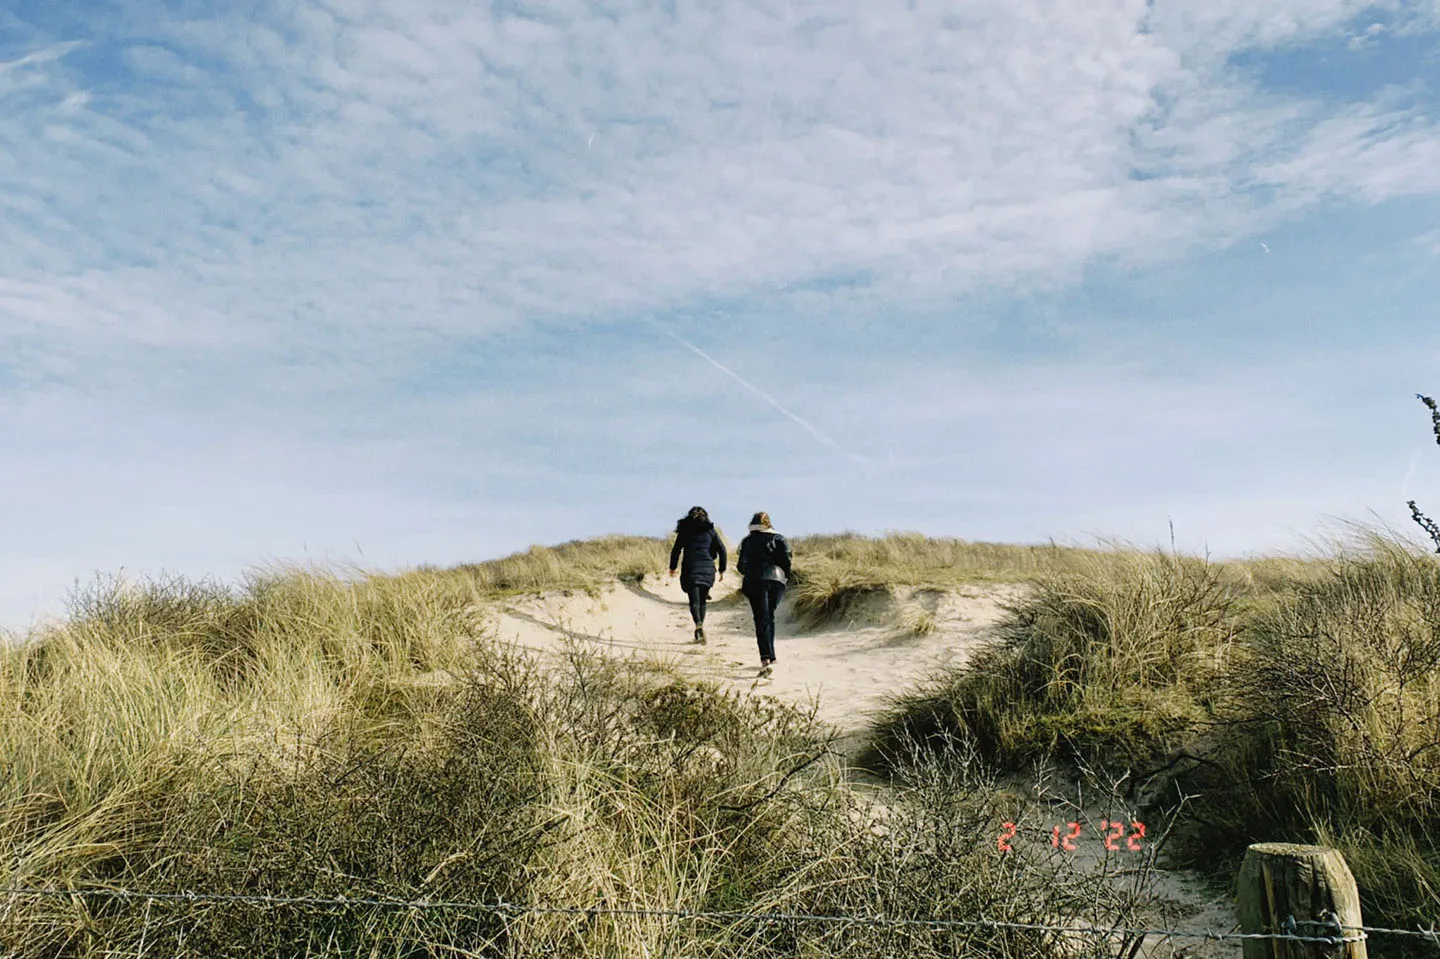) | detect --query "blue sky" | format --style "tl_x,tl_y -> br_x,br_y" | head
3,0 -> 1440,633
